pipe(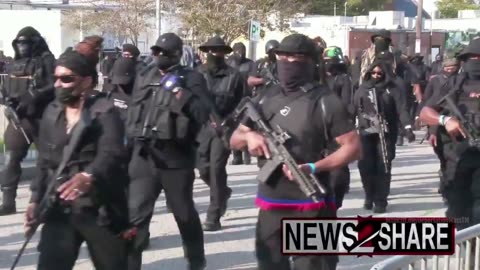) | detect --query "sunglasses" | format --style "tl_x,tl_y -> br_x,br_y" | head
55,75 -> 77,83
371,71 -> 384,76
